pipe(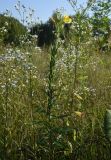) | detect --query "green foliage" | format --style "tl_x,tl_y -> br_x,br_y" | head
91,0 -> 111,51
104,109 -> 111,141
30,11 -> 73,47
0,0 -> 111,160
0,14 -> 27,45
30,20 -> 55,47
